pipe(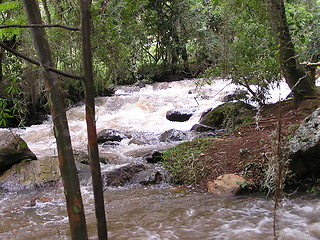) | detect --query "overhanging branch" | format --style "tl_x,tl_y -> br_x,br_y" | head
0,24 -> 80,31
0,42 -> 83,80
